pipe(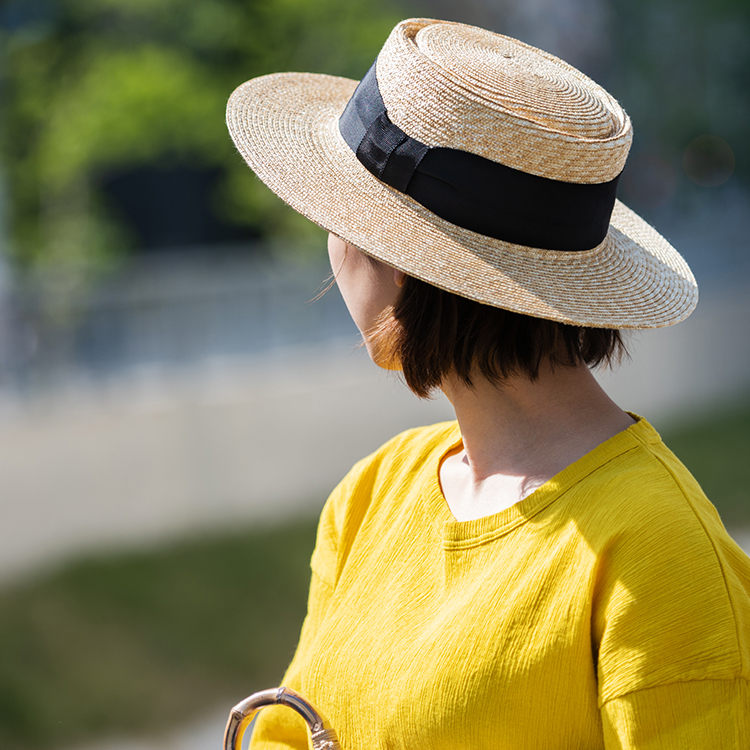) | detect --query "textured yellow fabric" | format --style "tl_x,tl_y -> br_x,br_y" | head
252,417 -> 750,749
